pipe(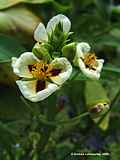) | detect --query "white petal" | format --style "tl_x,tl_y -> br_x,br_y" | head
34,23 -> 48,42
76,42 -> 91,58
12,52 -> 39,78
82,68 -> 100,79
46,14 -> 71,34
35,82 -> 59,102
16,80 -> 59,102
78,59 -> 100,79
16,80 -> 36,98
96,59 -> 104,72
78,58 -> 86,69
50,57 -> 72,85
